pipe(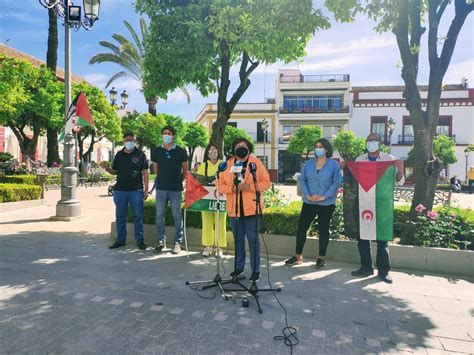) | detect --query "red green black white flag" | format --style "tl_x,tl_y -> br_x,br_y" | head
59,92 -> 94,142
345,161 -> 395,241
